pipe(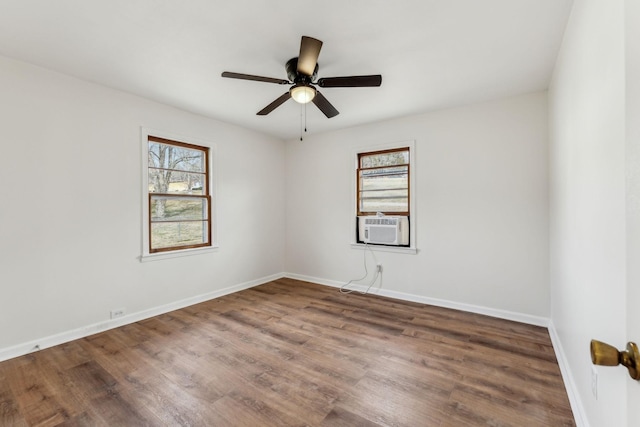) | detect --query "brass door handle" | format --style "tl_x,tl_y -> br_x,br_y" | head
590,340 -> 640,380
